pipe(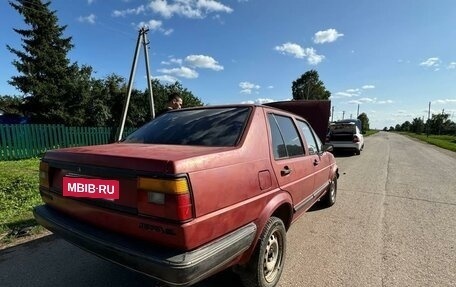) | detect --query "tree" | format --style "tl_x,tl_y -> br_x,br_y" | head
7,0 -> 78,124
292,70 -> 331,100
400,121 -> 411,132
427,113 -> 453,135
6,0 -> 205,127
357,112 -> 370,133
0,95 -> 25,114
410,117 -> 425,134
